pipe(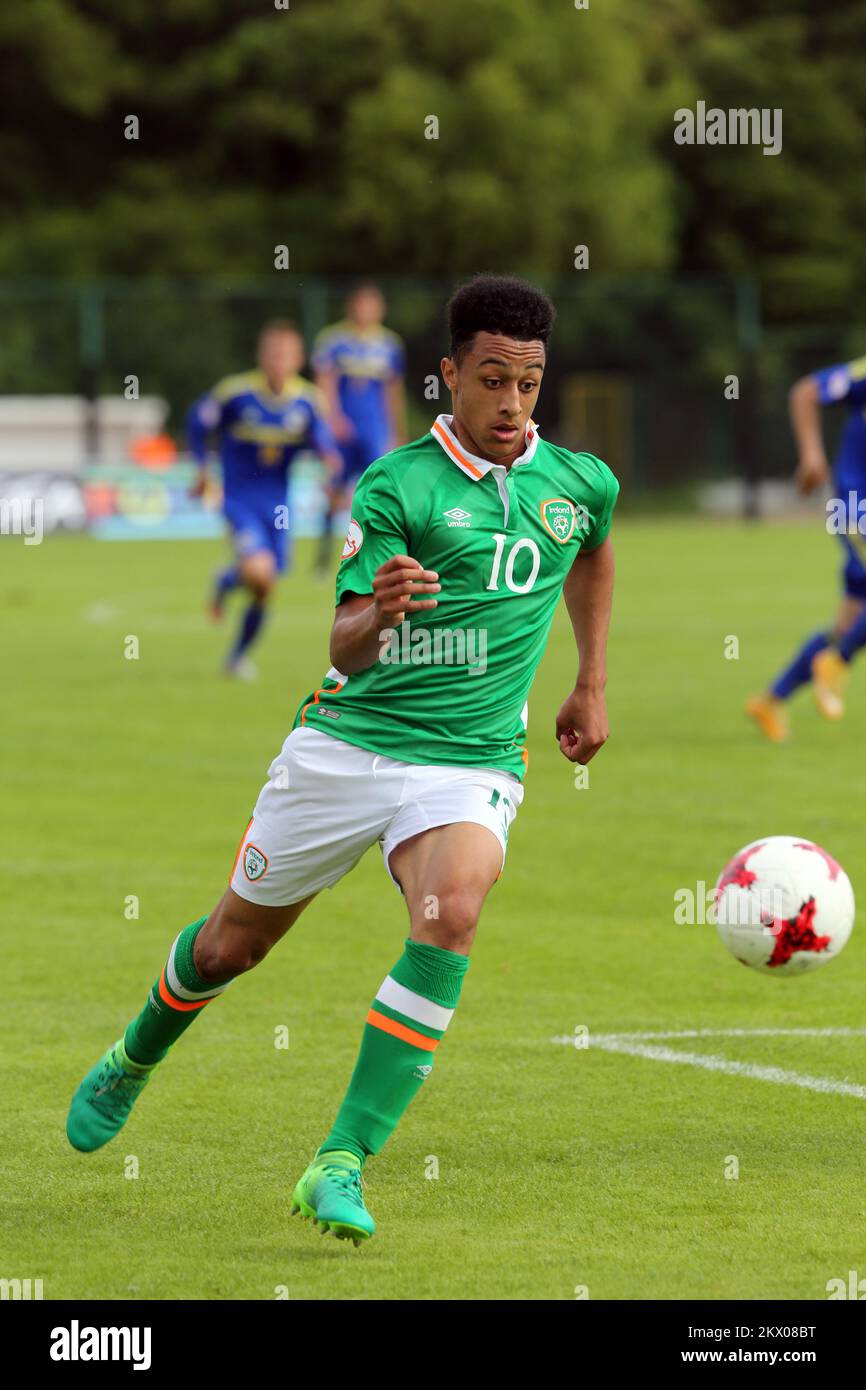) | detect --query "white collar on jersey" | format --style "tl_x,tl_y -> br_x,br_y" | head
430,413 -> 540,480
